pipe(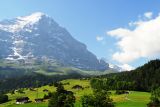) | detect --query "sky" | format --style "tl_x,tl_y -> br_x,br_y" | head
0,0 -> 160,70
